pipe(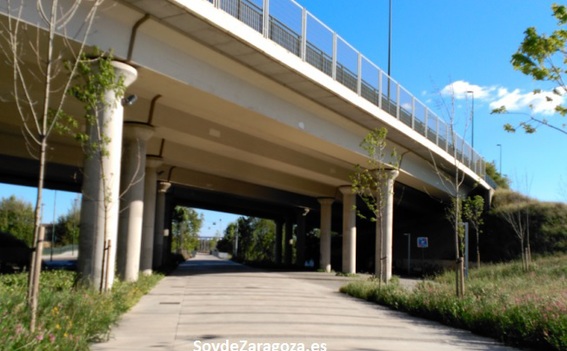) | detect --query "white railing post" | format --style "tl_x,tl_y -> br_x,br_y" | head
332,33 -> 337,80
378,70 -> 383,109
263,0 -> 270,38
436,118 -> 439,145
301,8 -> 307,61
424,109 -> 428,139
396,84 -> 400,119
213,0 -> 220,9
446,129 -> 450,153
411,96 -> 416,129
357,54 -> 362,95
